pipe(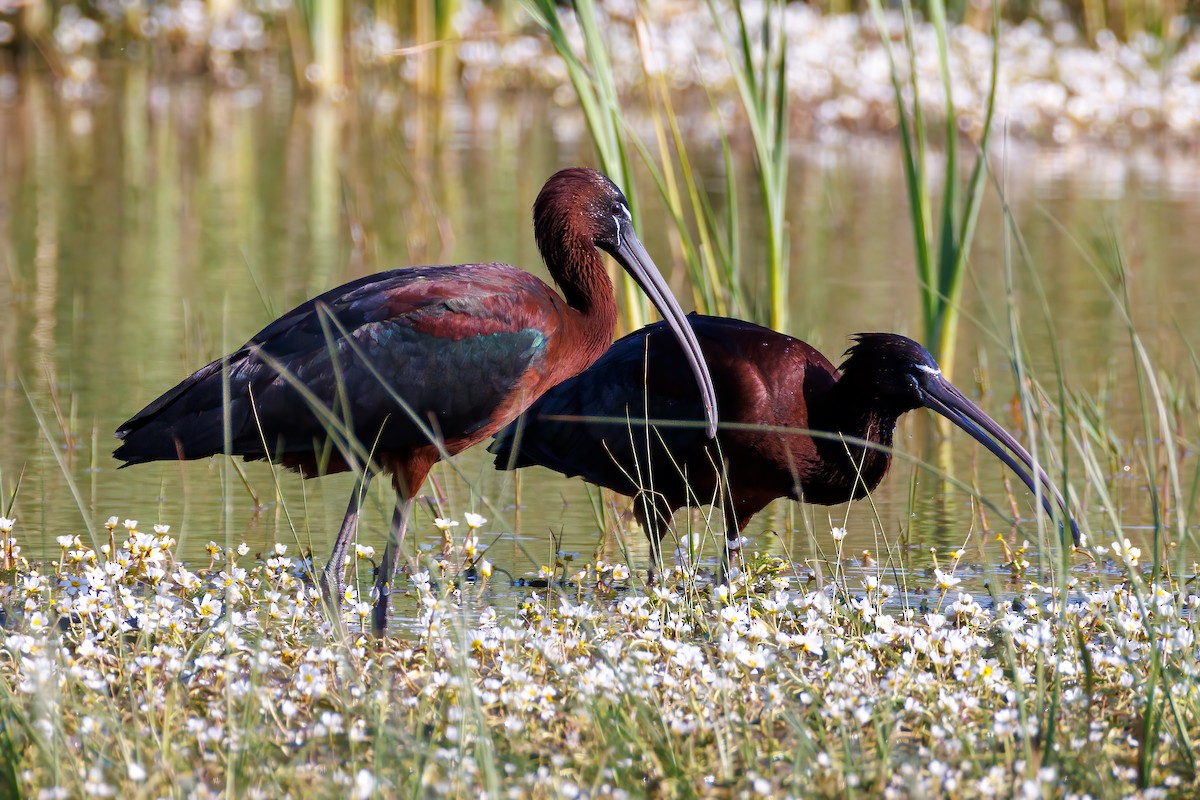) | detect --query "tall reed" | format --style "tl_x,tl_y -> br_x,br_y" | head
869,0 -> 999,380
527,0 -> 789,327
992,158 -> 1199,785
310,0 -> 343,89
526,0 -> 647,327
705,0 -> 790,329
